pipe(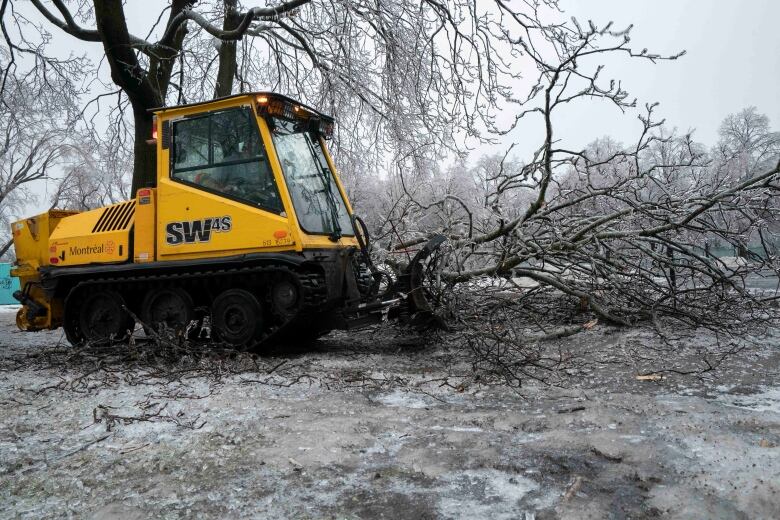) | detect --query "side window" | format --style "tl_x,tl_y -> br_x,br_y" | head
211,109 -> 261,163
173,117 -> 209,170
171,108 -> 283,213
